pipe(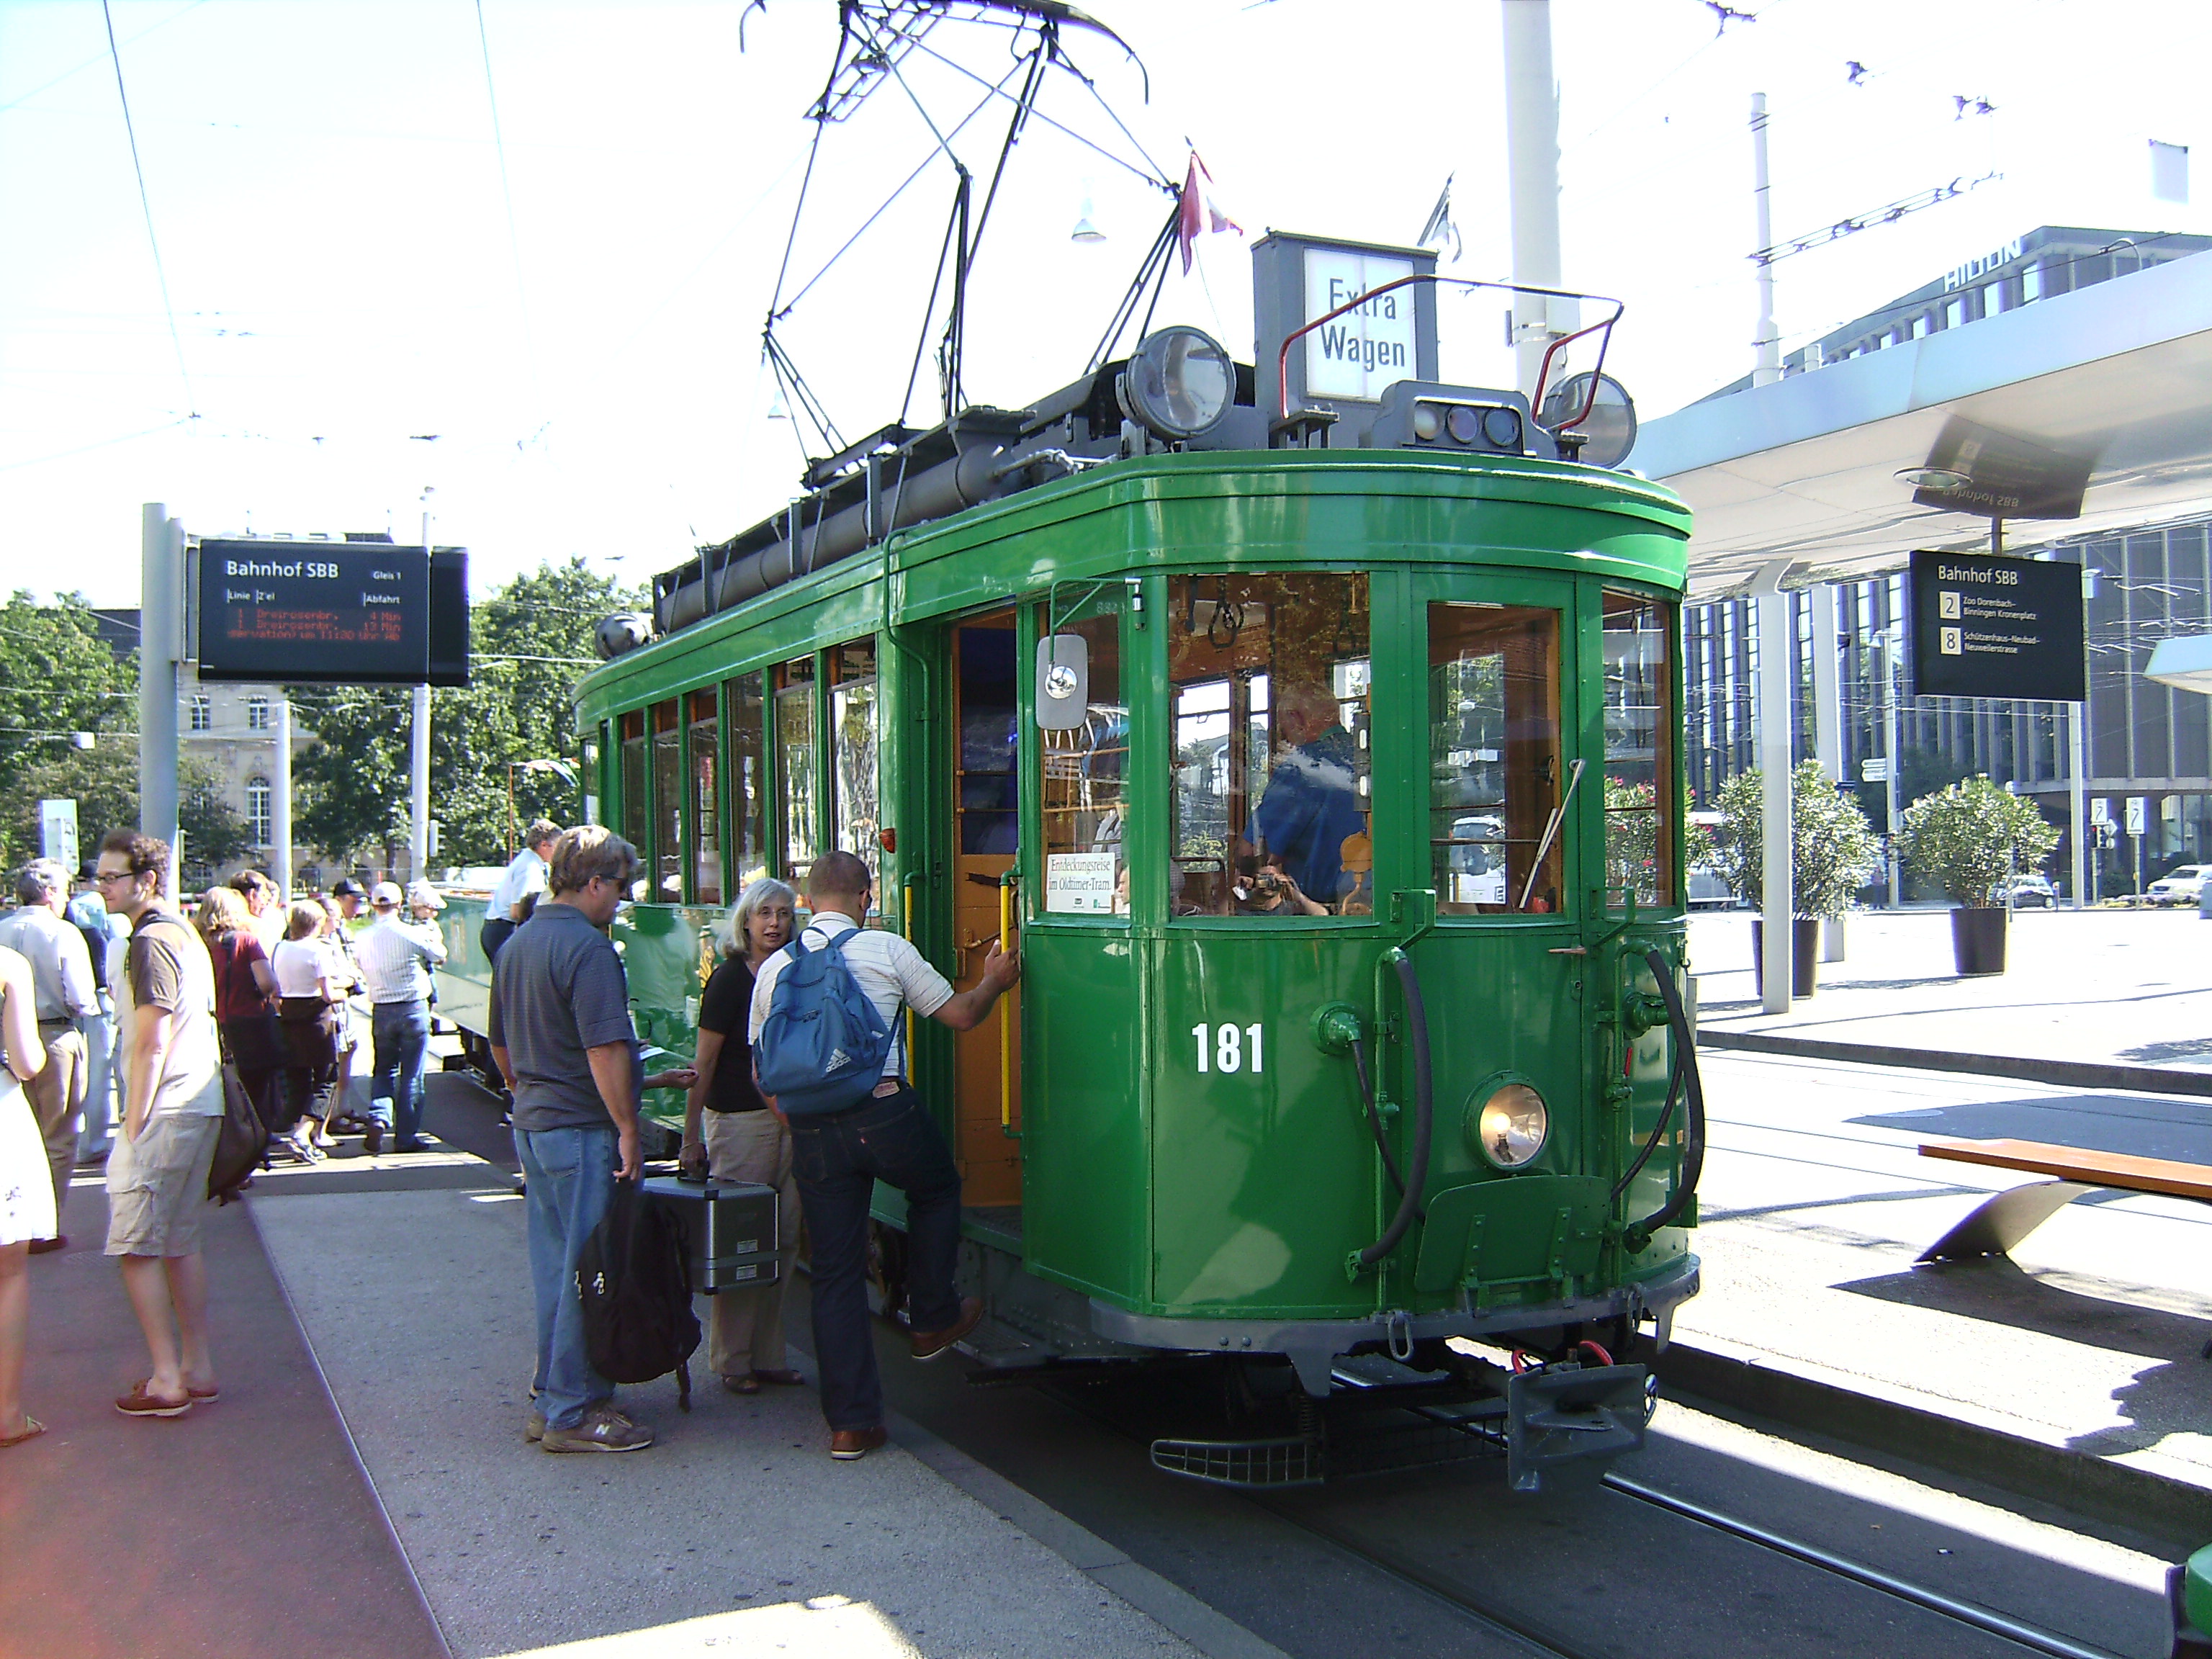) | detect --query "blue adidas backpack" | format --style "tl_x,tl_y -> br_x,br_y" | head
753,927 -> 896,1117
